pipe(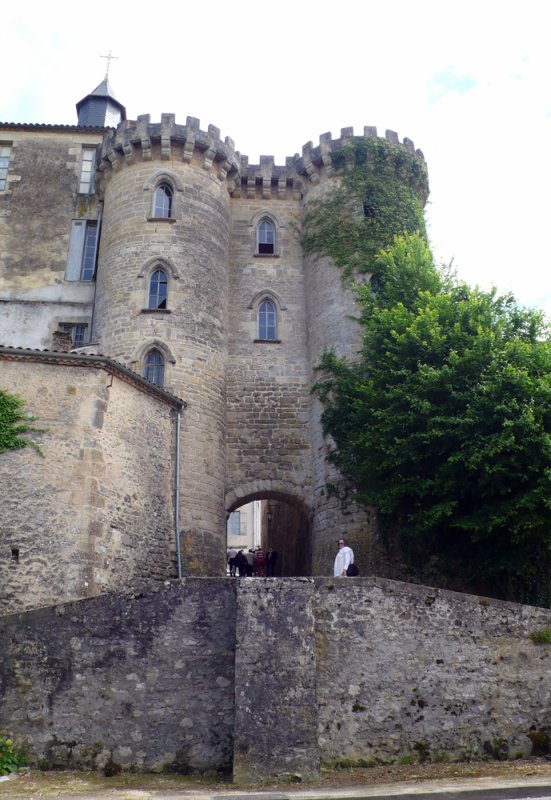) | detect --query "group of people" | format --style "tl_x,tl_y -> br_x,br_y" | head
227,537 -> 357,578
227,546 -> 279,577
